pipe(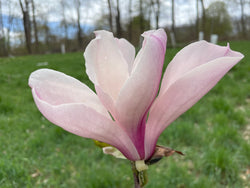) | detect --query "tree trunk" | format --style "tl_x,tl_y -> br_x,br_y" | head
116,0 -> 122,37
0,0 -> 7,56
128,0 -> 132,41
107,0 -> 113,32
44,22 -> 50,48
139,0 -> 144,35
171,0 -> 175,37
146,0 -> 152,28
76,0 -> 82,49
0,0 -> 4,36
5,2 -> 14,55
200,0 -> 206,39
19,0 -> 32,54
31,0 -> 39,53
196,0 -> 199,39
240,0 -> 246,38
60,0 -> 68,49
155,0 -> 160,29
